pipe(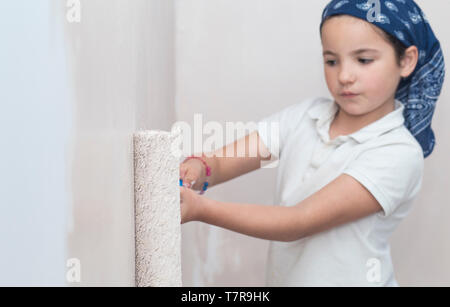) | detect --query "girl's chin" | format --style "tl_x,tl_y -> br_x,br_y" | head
335,100 -> 368,116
